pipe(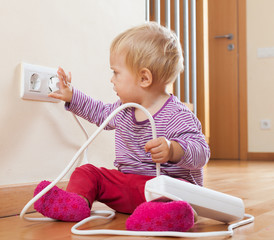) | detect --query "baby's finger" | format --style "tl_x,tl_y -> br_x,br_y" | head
57,68 -> 65,80
57,73 -> 66,89
151,152 -> 163,160
48,92 -> 63,100
63,72 -> 71,87
146,138 -> 165,151
57,67 -> 66,76
58,68 -> 67,80
67,72 -> 72,83
149,144 -> 162,154
58,67 -> 72,87
145,139 -> 156,152
151,153 -> 167,163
